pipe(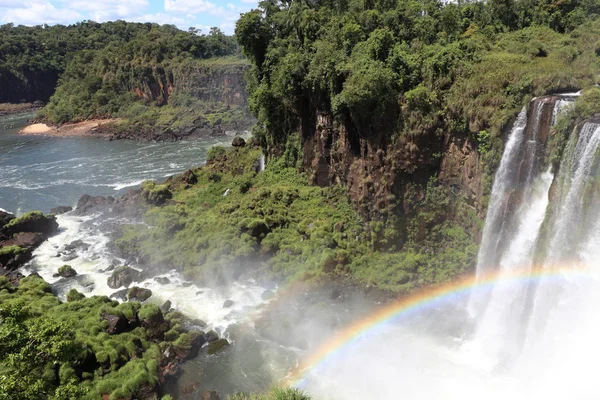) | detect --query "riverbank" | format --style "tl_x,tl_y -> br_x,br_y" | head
0,102 -> 42,116
20,119 -> 118,136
